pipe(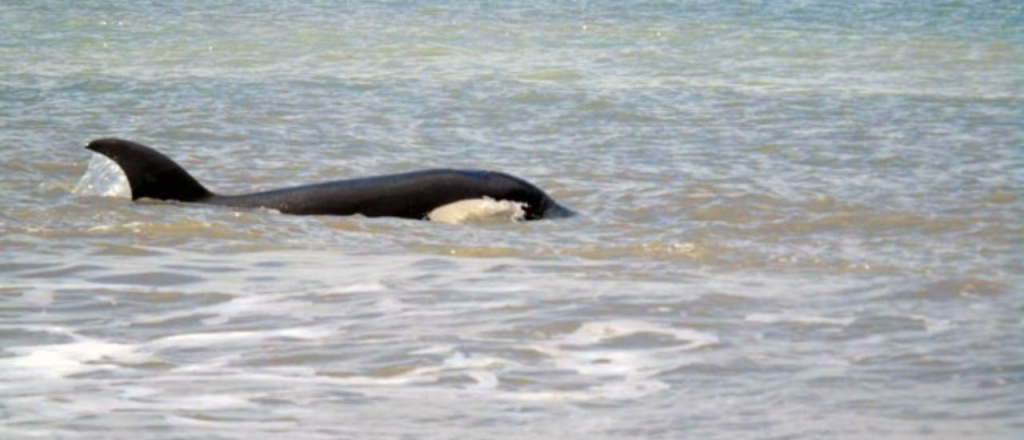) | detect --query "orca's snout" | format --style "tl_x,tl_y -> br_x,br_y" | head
544,203 -> 576,219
